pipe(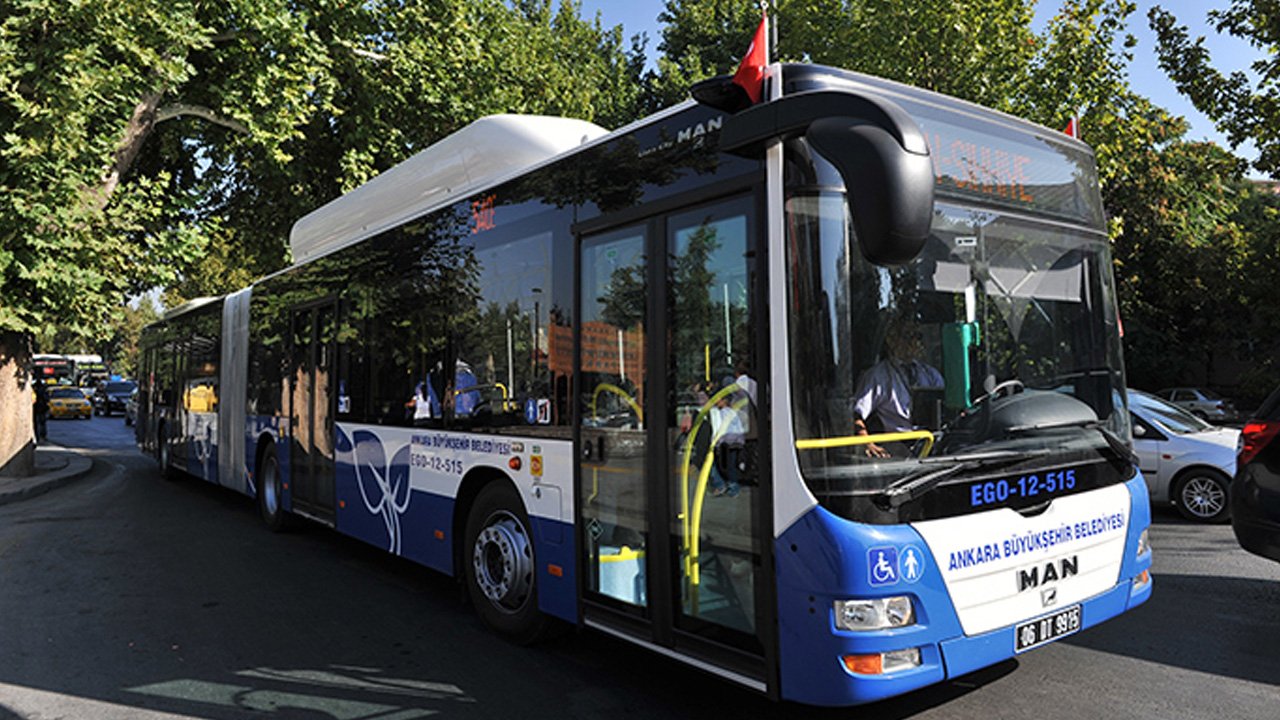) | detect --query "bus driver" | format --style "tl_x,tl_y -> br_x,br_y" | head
851,321 -> 943,458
